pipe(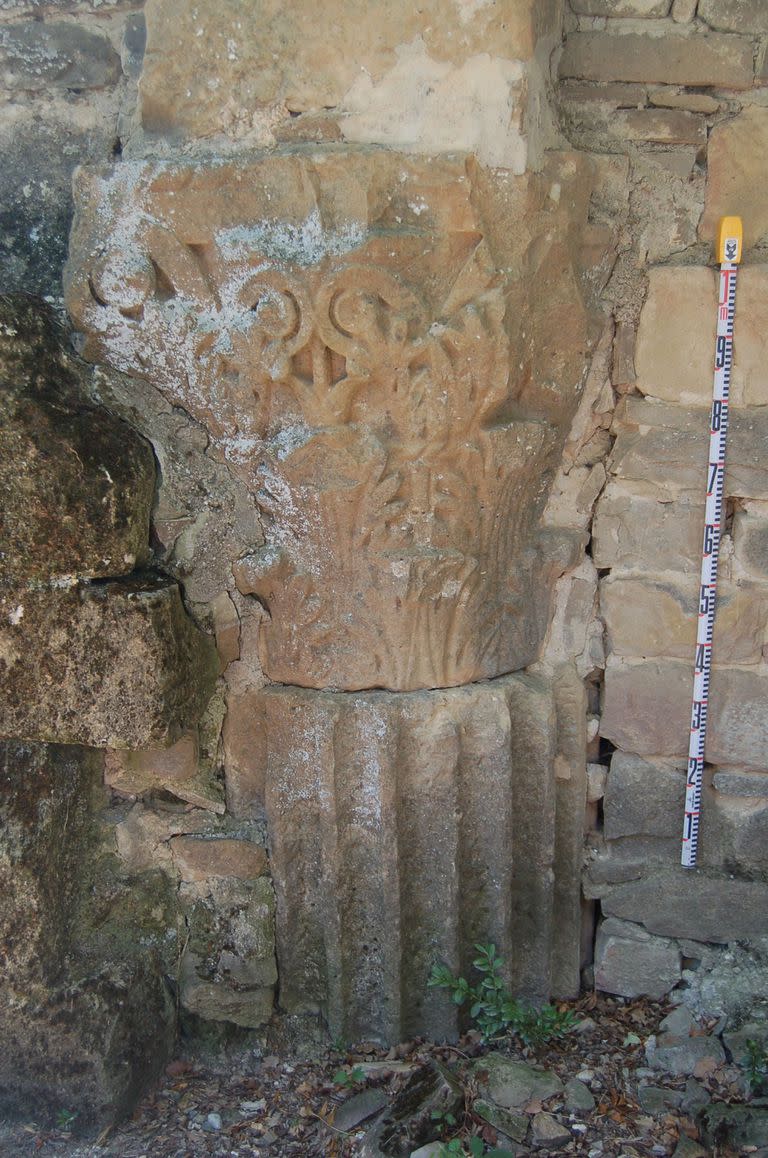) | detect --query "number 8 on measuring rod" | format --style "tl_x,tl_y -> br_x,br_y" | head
681,215 -> 743,868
